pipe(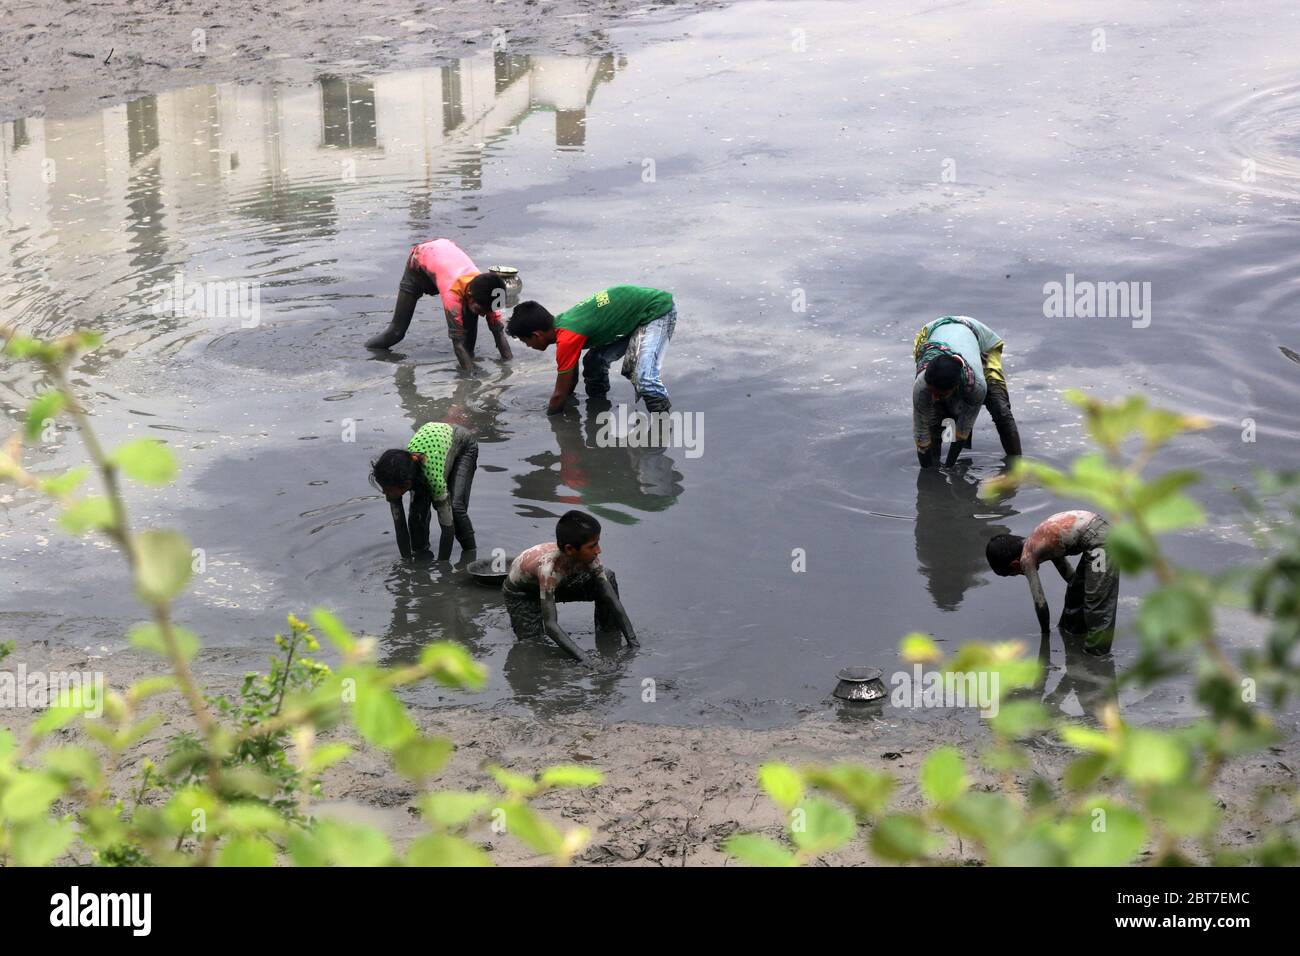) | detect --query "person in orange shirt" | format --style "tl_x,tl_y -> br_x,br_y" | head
365,238 -> 513,369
